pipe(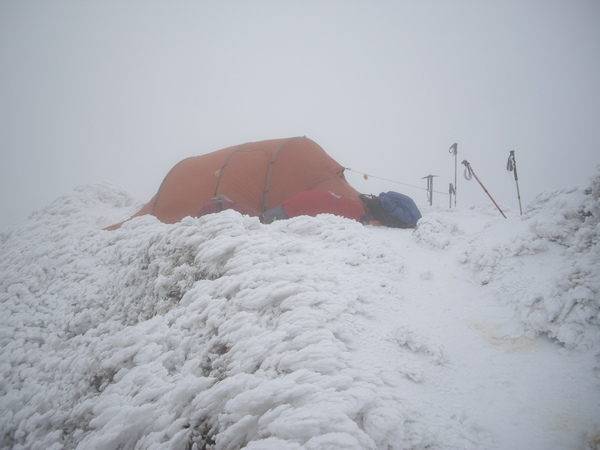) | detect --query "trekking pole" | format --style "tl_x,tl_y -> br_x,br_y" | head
449,143 -> 458,206
462,160 -> 507,218
506,150 -> 523,215
422,175 -> 438,206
